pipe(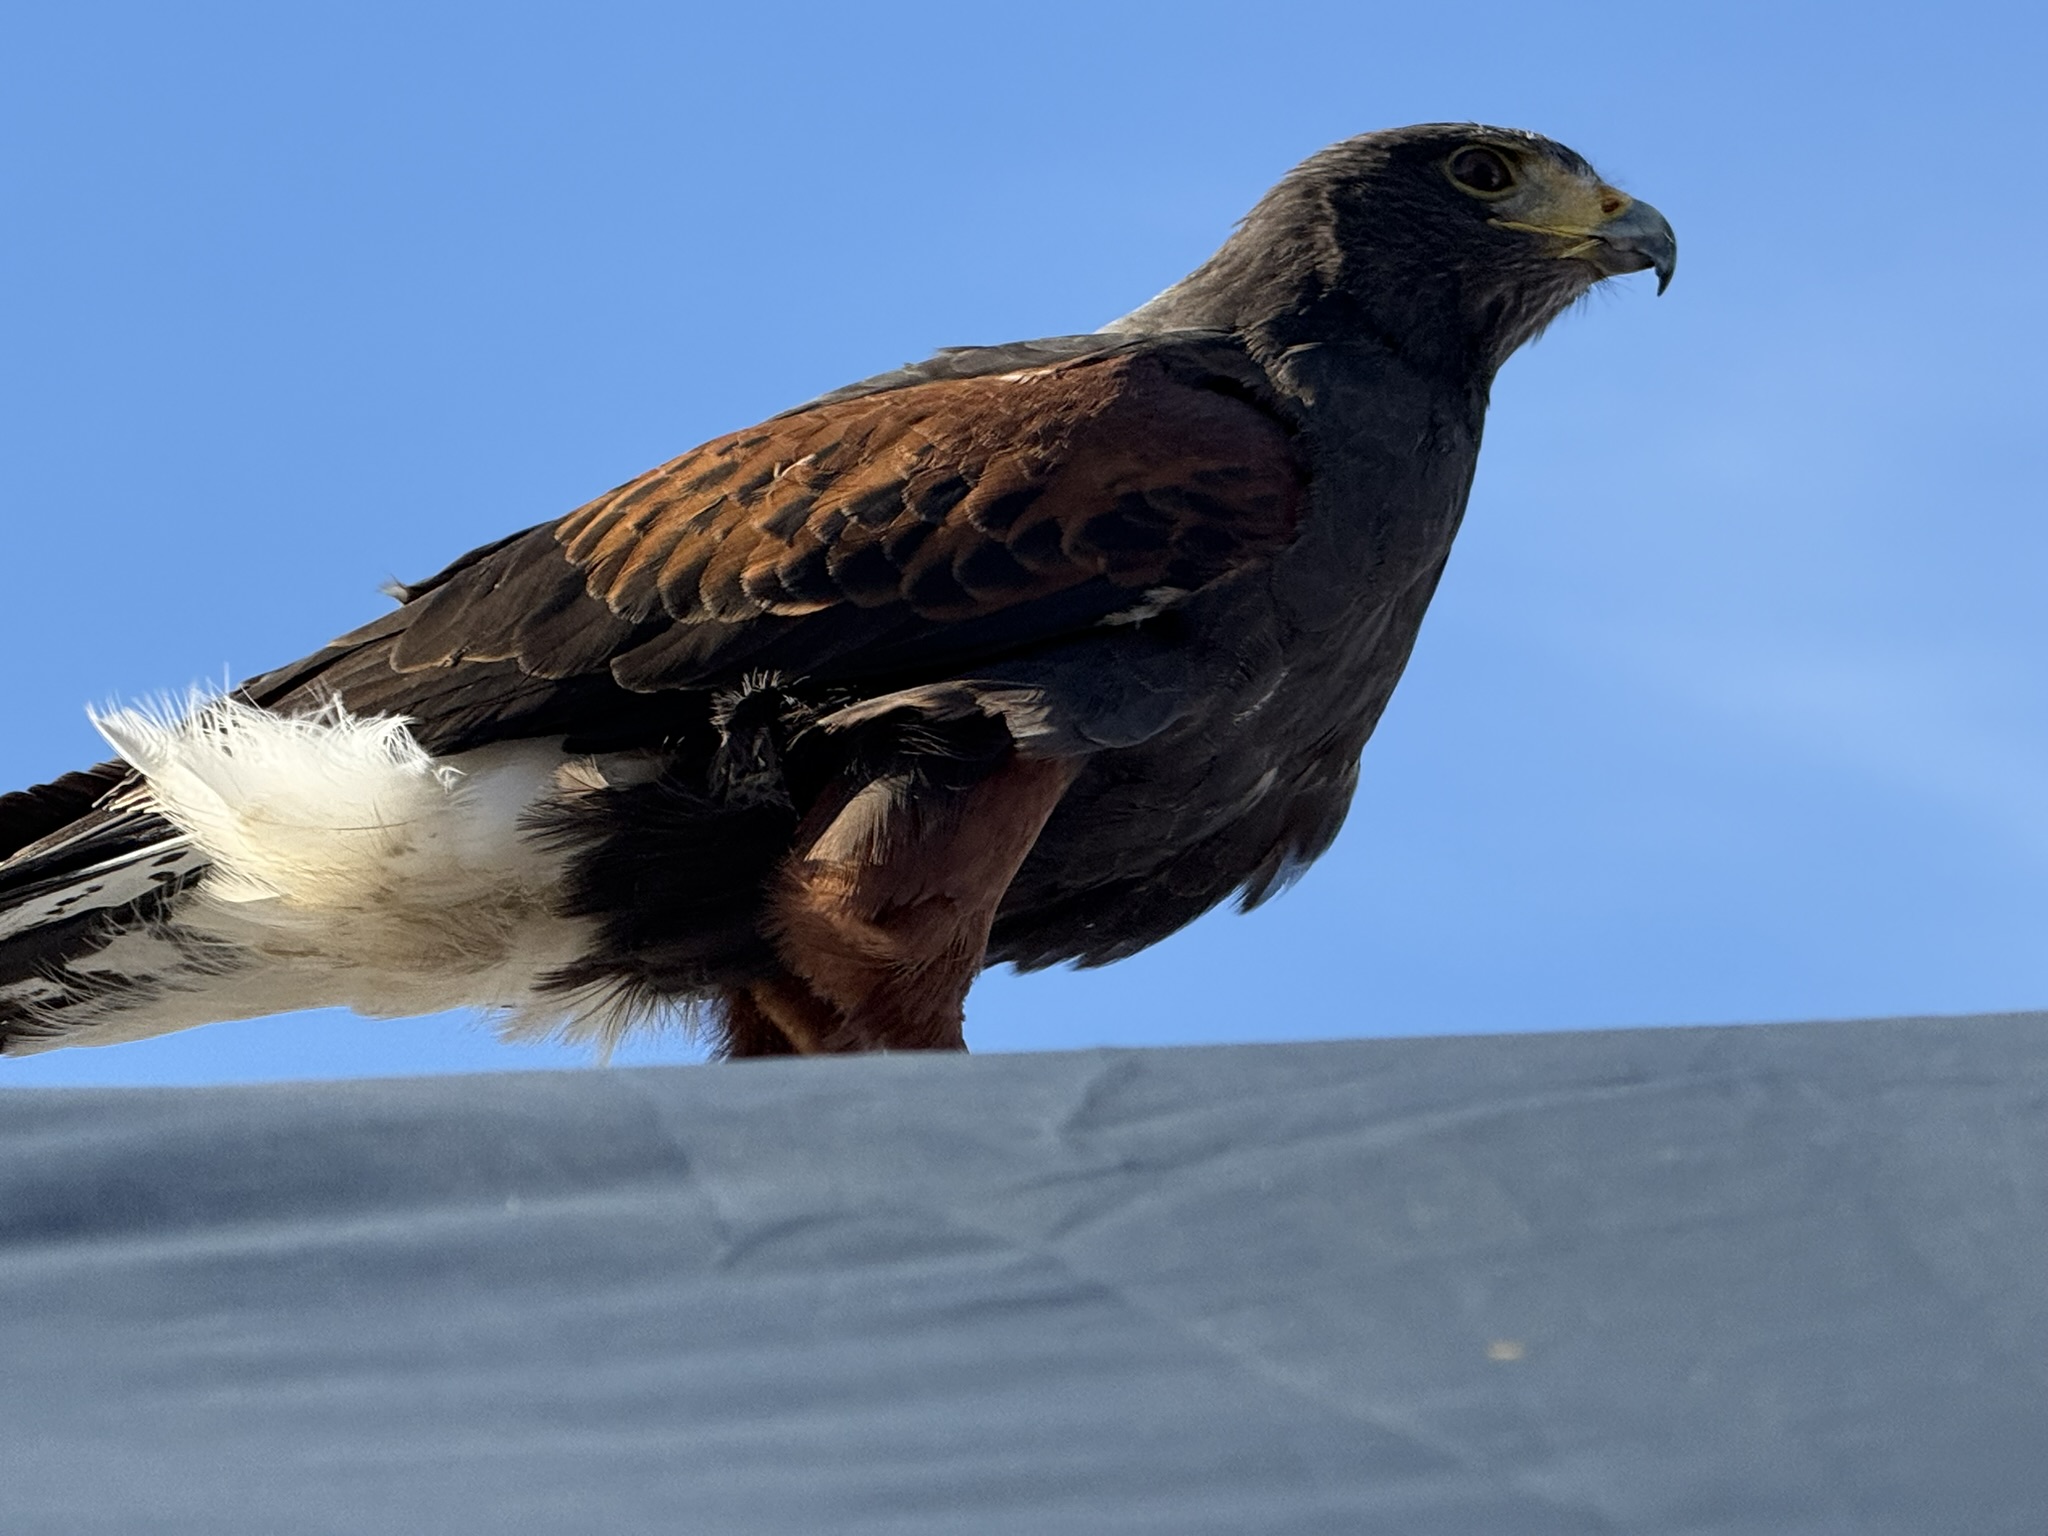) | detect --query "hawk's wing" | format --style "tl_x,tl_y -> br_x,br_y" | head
243,333 -> 1309,753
